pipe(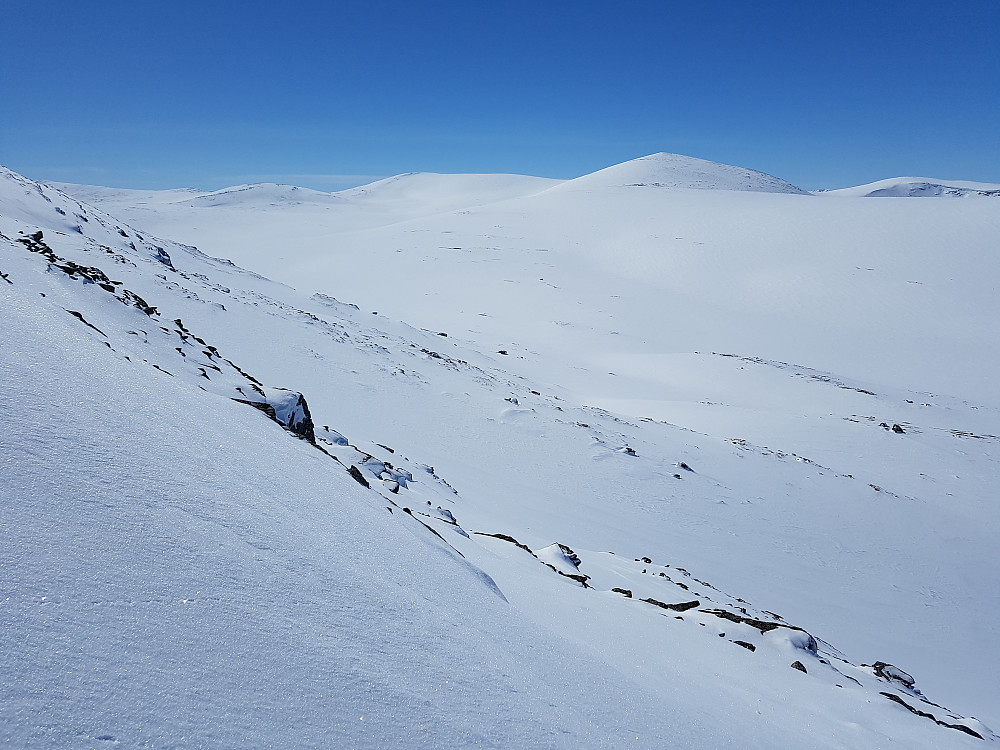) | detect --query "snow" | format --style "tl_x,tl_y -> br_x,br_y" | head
821,176 -> 1000,197
4,154 -> 999,746
0,290 -> 683,749
546,152 -> 810,194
